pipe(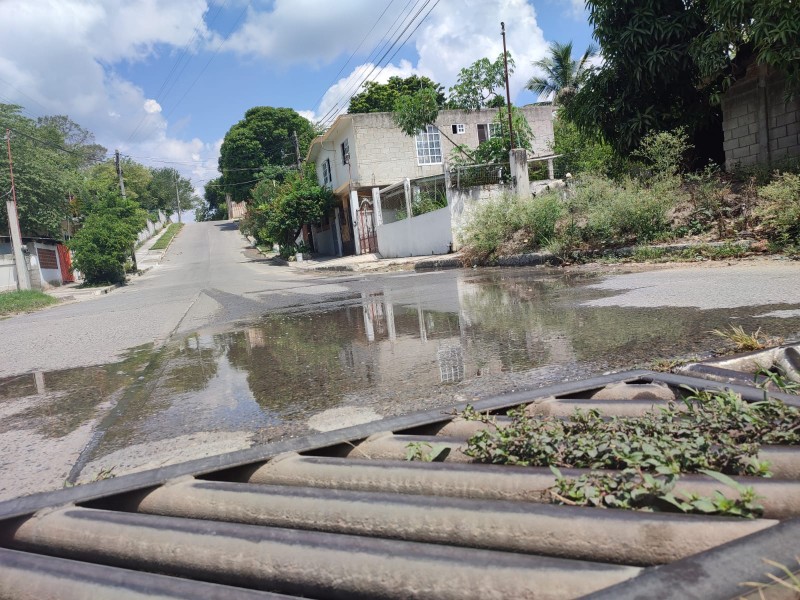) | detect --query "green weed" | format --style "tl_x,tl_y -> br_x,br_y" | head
150,223 -> 184,250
